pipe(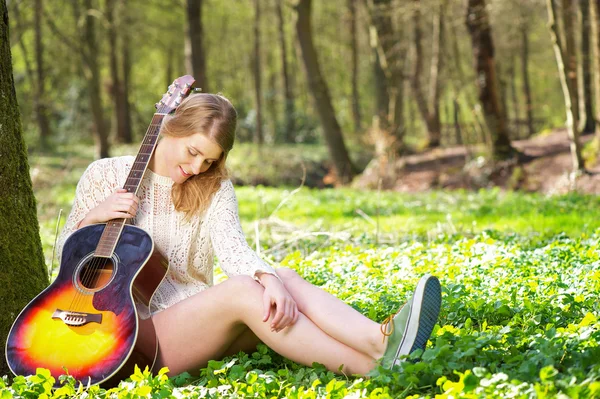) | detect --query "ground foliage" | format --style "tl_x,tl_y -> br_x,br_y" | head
4,151 -> 600,398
